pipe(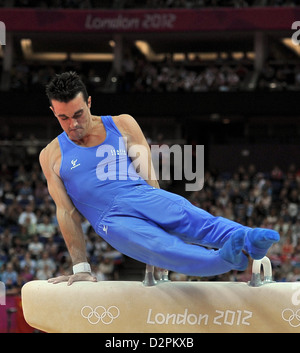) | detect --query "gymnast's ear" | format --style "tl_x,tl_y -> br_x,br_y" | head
87,96 -> 91,109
